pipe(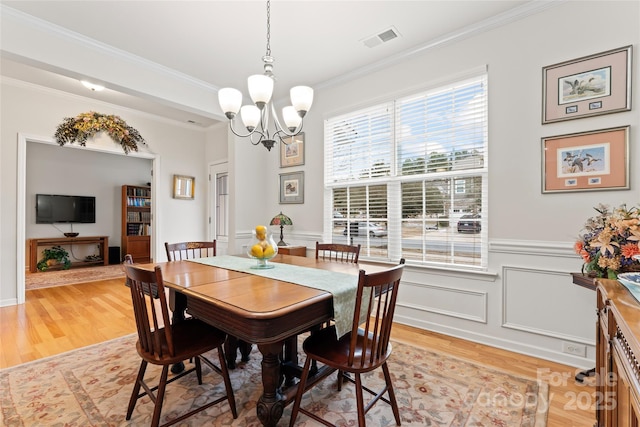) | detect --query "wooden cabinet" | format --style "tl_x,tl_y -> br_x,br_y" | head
278,245 -> 307,257
121,185 -> 151,263
29,236 -> 108,273
596,279 -> 640,426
